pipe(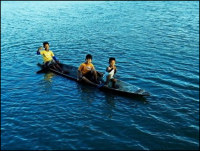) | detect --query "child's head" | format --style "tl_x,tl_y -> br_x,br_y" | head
109,57 -> 116,65
43,41 -> 49,49
85,54 -> 93,63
